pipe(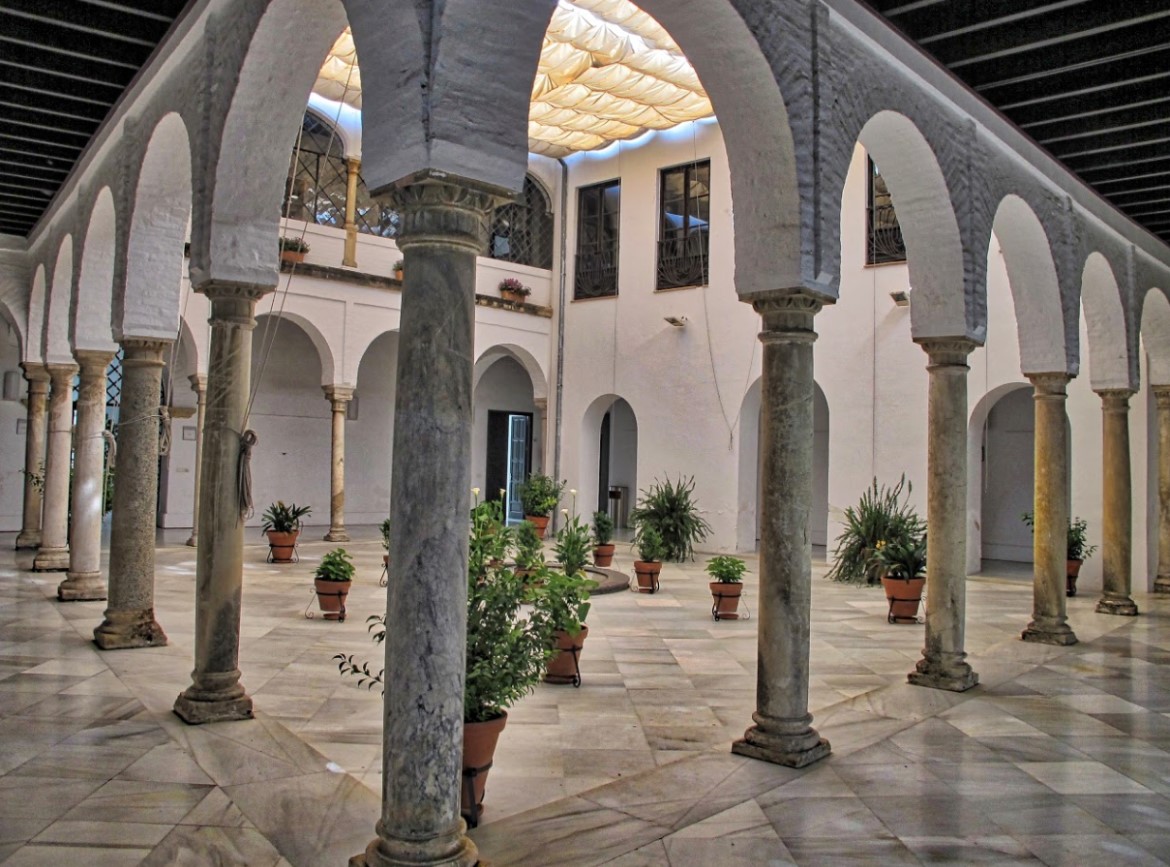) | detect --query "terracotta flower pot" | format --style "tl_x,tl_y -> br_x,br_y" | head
462,711 -> 507,826
314,578 -> 351,621
633,560 -> 661,593
1067,558 -> 1082,597
544,625 -> 588,686
266,530 -> 299,562
501,289 -> 528,304
526,515 -> 550,540
882,575 -> 926,623
393,268 -> 404,282
593,543 -> 615,567
710,581 -> 743,620
280,249 -> 305,264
